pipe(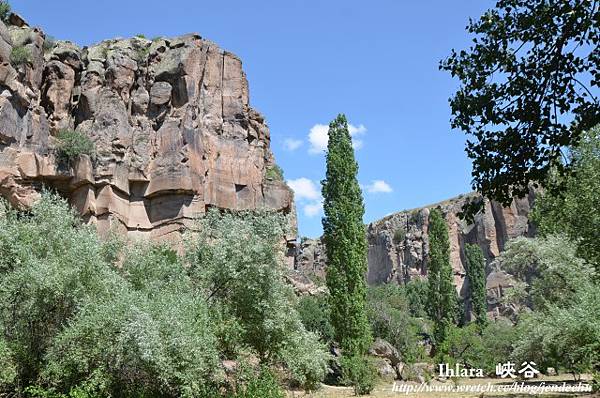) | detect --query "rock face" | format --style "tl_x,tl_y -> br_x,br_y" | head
294,191 -> 536,318
0,15 -> 295,244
